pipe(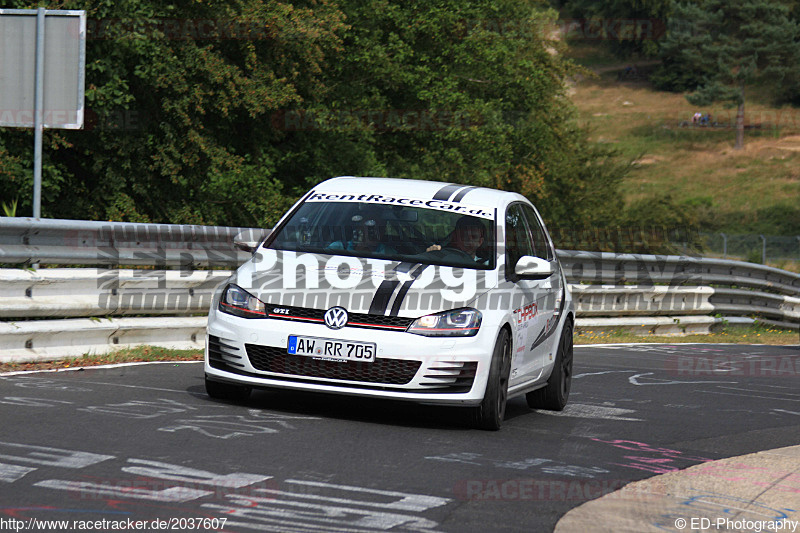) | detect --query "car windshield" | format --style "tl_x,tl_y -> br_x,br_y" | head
268,200 -> 495,269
